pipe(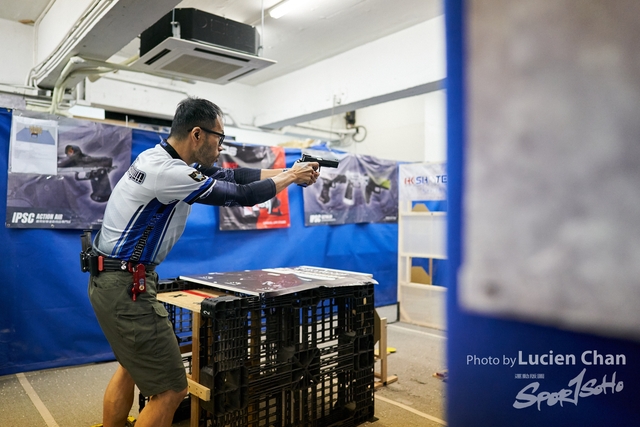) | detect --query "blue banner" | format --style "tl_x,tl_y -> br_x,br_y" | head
0,110 -> 398,376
